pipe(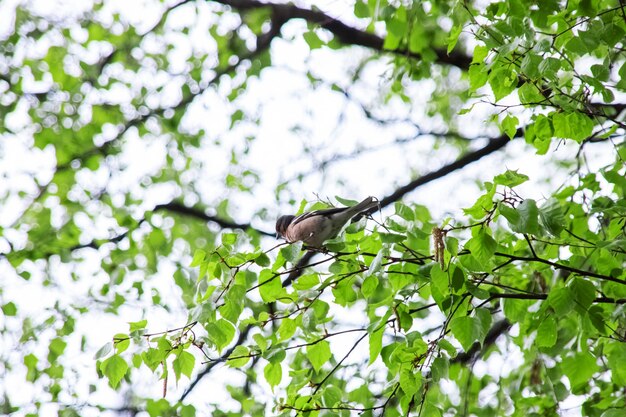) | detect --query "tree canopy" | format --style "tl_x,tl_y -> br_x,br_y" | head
1,0 -> 625,416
